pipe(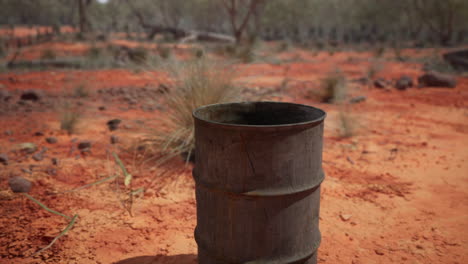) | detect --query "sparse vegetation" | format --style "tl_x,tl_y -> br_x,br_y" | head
143,58 -> 240,164
337,110 -> 356,138
317,70 -> 347,103
366,60 -> 384,80
157,45 -> 172,59
41,48 -> 56,60
128,46 -> 148,64
60,102 -> 81,134
421,54 -> 457,73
